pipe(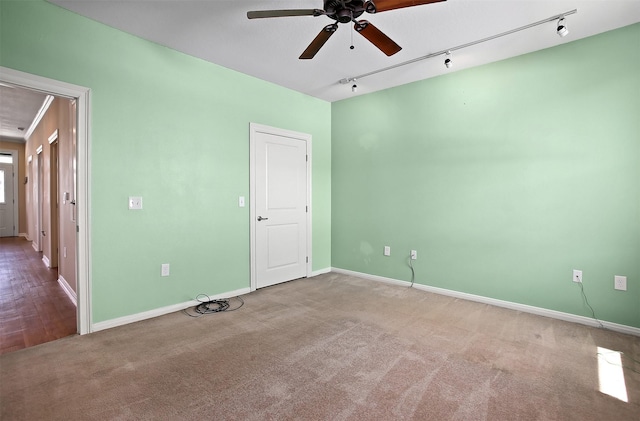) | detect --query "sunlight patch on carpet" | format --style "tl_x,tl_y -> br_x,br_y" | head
597,347 -> 628,402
